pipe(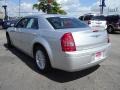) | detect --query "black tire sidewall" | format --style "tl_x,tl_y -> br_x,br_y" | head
107,26 -> 114,33
34,47 -> 51,72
